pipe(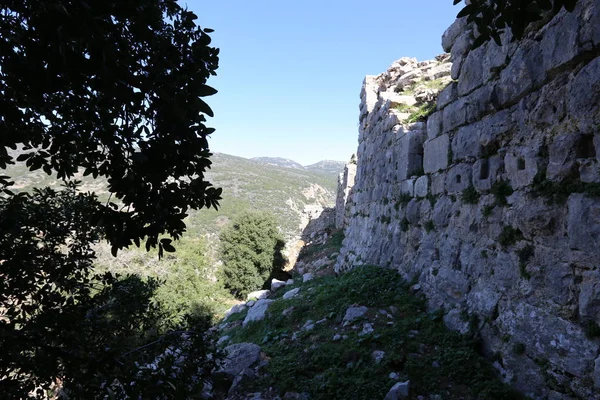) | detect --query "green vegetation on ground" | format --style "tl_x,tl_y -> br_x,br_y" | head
221,266 -> 525,400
